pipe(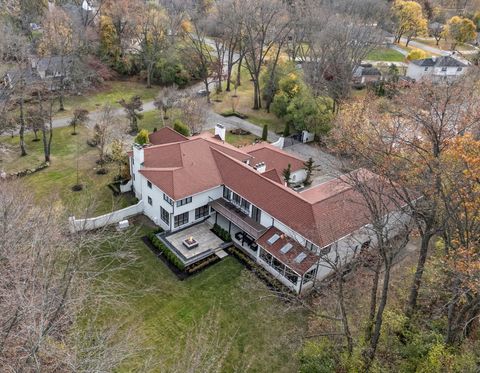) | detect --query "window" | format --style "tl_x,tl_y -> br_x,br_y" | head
176,196 -> 192,207
457,67 -> 463,72
259,248 -> 272,264
232,192 -> 241,205
303,268 -> 317,284
424,67 -> 428,71
241,198 -> 250,212
133,174 -> 135,180
285,267 -> 298,285
195,205 -> 209,219
147,196 -> 152,205
174,212 -> 189,228
163,194 -> 173,206
305,240 -> 319,253
223,187 -> 231,200
132,157 -> 134,165
147,180 -> 152,189
441,67 -> 447,71
161,207 -> 169,225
